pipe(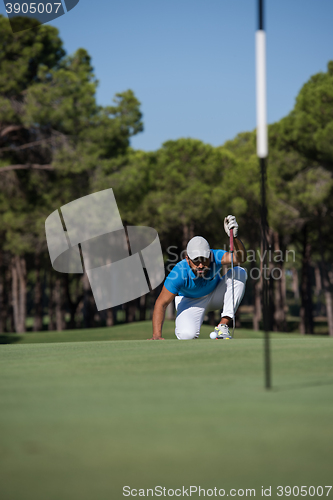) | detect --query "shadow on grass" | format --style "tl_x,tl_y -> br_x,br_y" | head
0,334 -> 22,345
